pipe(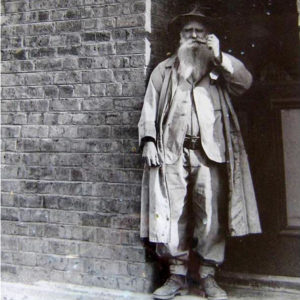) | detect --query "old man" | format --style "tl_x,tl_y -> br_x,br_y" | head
138,8 -> 261,300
